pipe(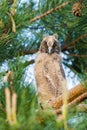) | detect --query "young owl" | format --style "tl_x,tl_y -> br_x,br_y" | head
34,34 -> 65,103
